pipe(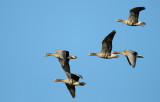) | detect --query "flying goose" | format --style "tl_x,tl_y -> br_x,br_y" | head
52,50 -> 85,98
44,49 -> 77,73
89,30 -> 119,59
45,49 -> 85,98
116,7 -> 146,26
112,49 -> 144,68
54,72 -> 86,98
44,49 -> 77,59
